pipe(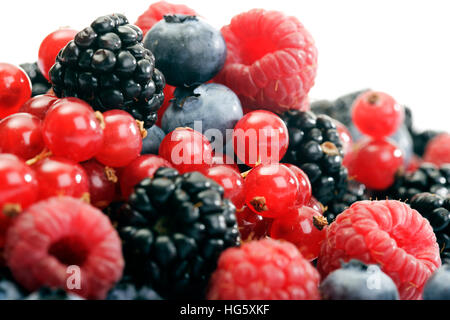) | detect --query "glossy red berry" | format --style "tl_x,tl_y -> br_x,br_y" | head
0,63 -> 32,119
235,206 -> 272,241
352,91 -> 404,139
307,196 -> 324,214
0,113 -> 44,160
155,85 -> 175,127
283,163 -> 312,206
202,165 -> 245,209
42,98 -> 104,162
38,28 -> 78,80
95,110 -> 143,168
233,110 -> 289,167
159,127 -> 213,174
19,94 -> 59,119
348,139 -> 403,190
270,205 -> 327,261
81,159 -> 117,209
423,133 -> 450,167
212,152 -> 240,173
32,157 -> 89,200
334,119 -> 353,157
244,163 -> 299,218
120,154 -> 173,199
